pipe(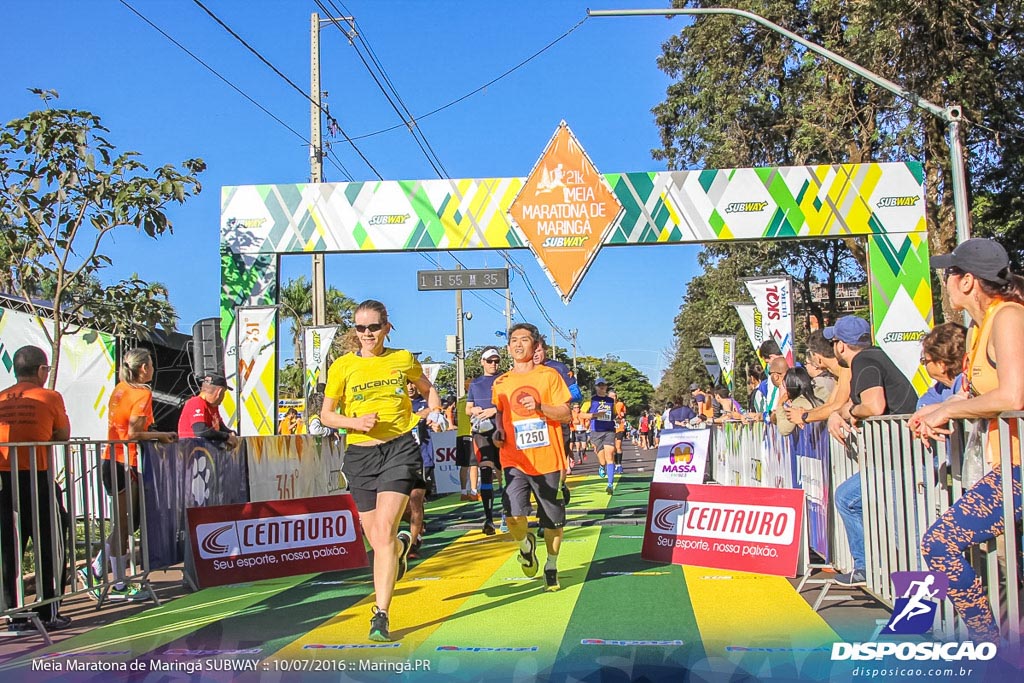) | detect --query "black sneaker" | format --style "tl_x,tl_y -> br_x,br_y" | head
834,570 -> 867,586
368,606 -> 390,642
396,531 -> 412,581
7,619 -> 33,633
43,615 -> 73,631
482,521 -> 496,536
518,532 -> 538,578
606,485 -> 614,495
544,568 -> 560,592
